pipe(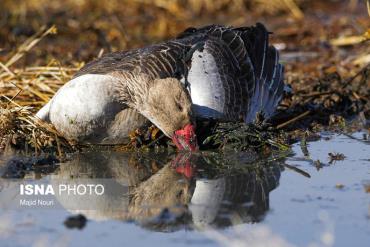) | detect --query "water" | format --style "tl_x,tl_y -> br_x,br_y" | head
0,132 -> 369,247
